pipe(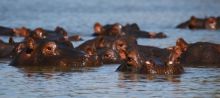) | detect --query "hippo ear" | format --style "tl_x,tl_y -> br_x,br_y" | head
34,27 -> 46,39
94,22 -> 103,34
42,42 -> 58,56
176,38 -> 188,51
